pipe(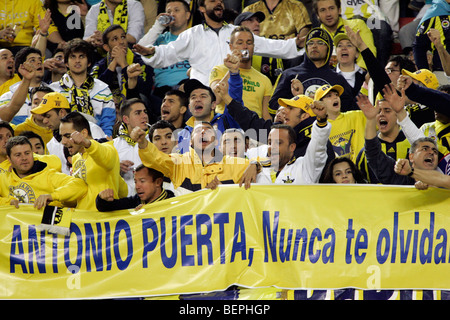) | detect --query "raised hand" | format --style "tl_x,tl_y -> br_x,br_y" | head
356,93 -> 379,120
